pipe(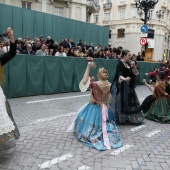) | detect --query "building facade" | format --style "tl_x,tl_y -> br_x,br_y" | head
91,0 -> 170,61
0,0 -> 89,22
